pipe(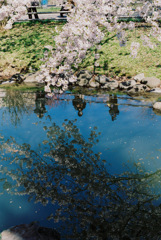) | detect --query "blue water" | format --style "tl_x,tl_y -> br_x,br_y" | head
0,90 -> 161,239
